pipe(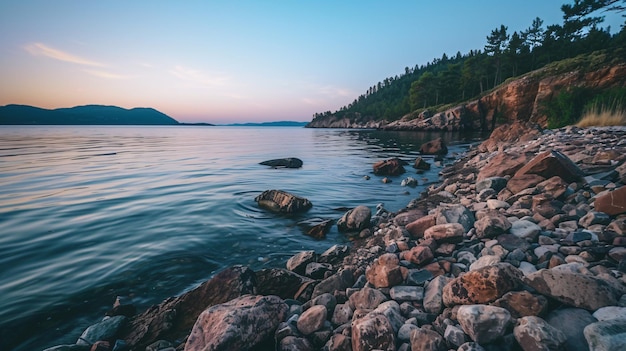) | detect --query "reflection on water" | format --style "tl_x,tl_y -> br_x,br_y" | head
0,126 -> 480,350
